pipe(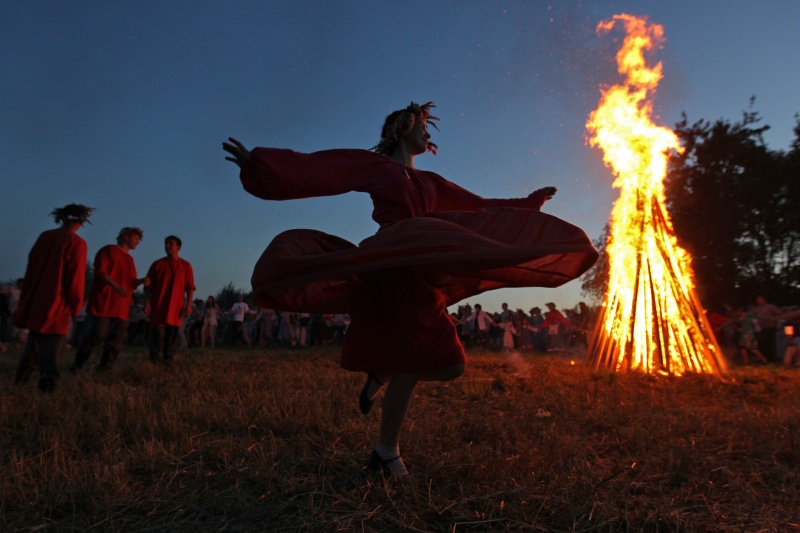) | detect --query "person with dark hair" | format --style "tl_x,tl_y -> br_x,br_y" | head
200,295 -> 223,349
71,227 -> 148,372
753,295 -> 782,362
459,303 -> 496,348
226,293 -> 252,347
14,203 -> 94,392
144,235 -> 195,366
223,101 -> 597,475
540,302 -> 576,352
